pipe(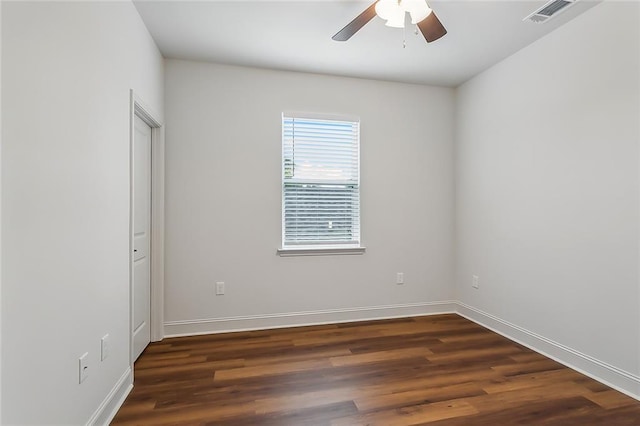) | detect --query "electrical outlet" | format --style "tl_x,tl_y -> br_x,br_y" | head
396,272 -> 404,285
216,281 -> 225,295
101,334 -> 110,361
79,352 -> 89,383
472,275 -> 479,289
